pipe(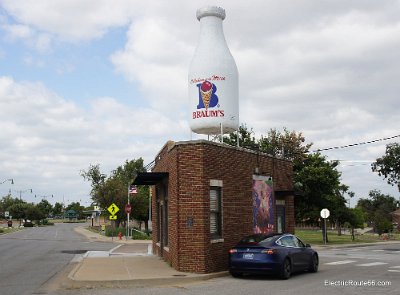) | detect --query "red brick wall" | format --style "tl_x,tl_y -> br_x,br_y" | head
152,140 -> 294,273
